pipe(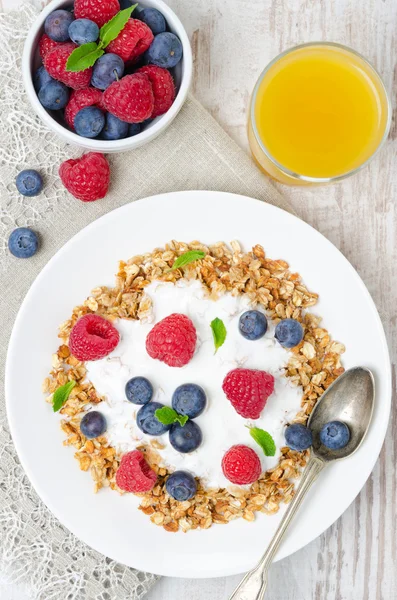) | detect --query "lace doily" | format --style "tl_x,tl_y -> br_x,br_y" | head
0,4 -> 158,598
